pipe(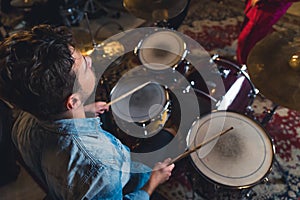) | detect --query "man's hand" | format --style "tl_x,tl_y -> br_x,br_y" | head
84,102 -> 109,116
142,158 -> 175,196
